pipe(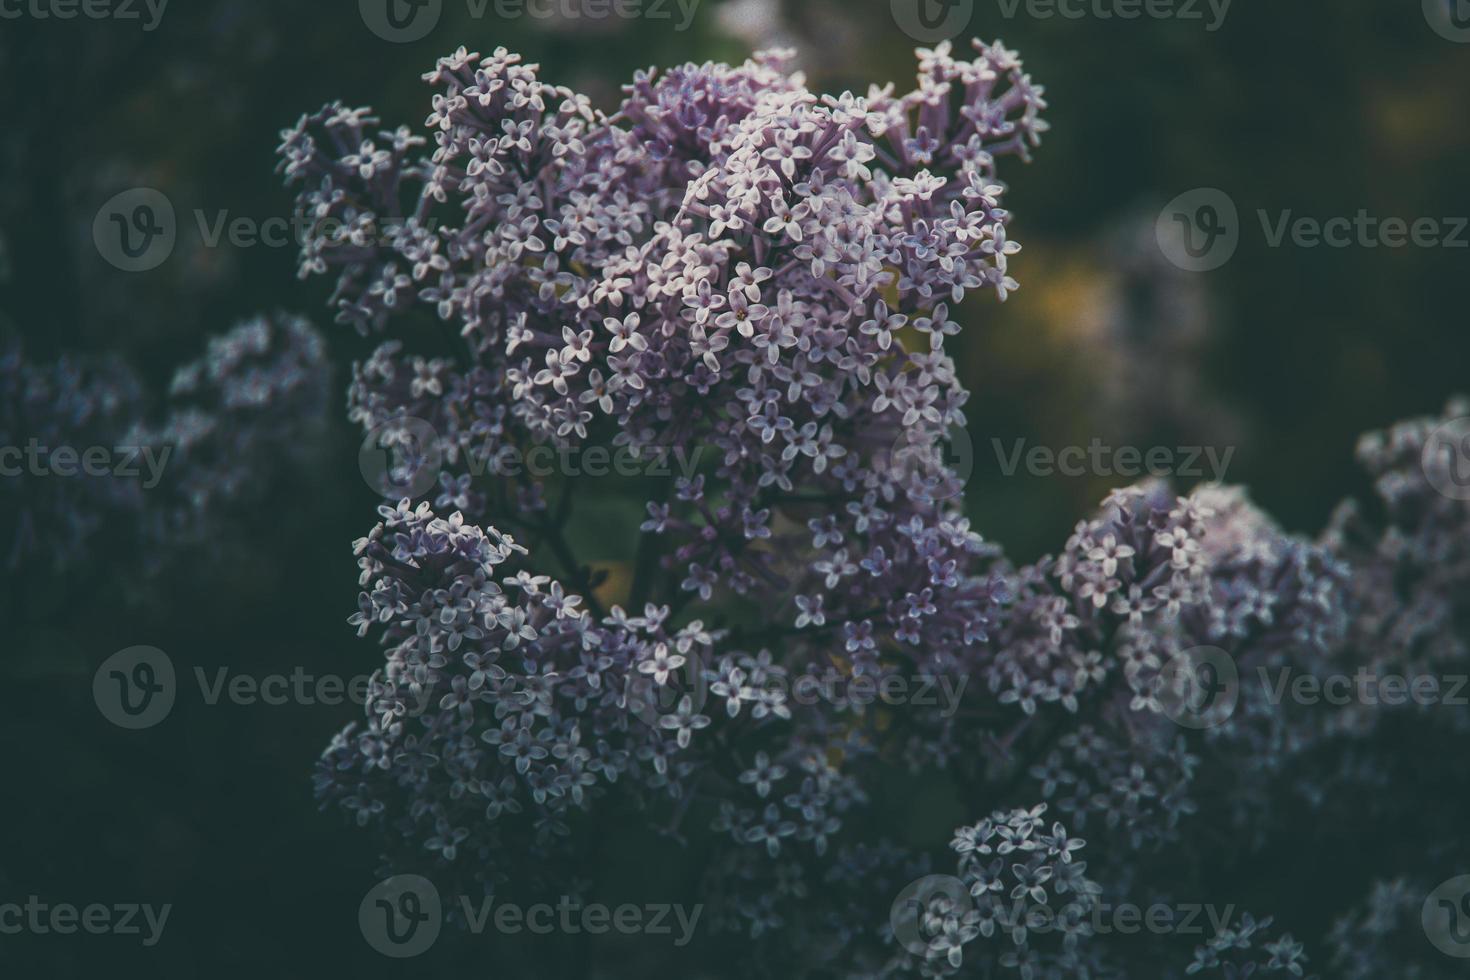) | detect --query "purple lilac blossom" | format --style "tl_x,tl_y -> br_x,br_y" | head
289,36 -> 1055,956
290,39 -> 1470,980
